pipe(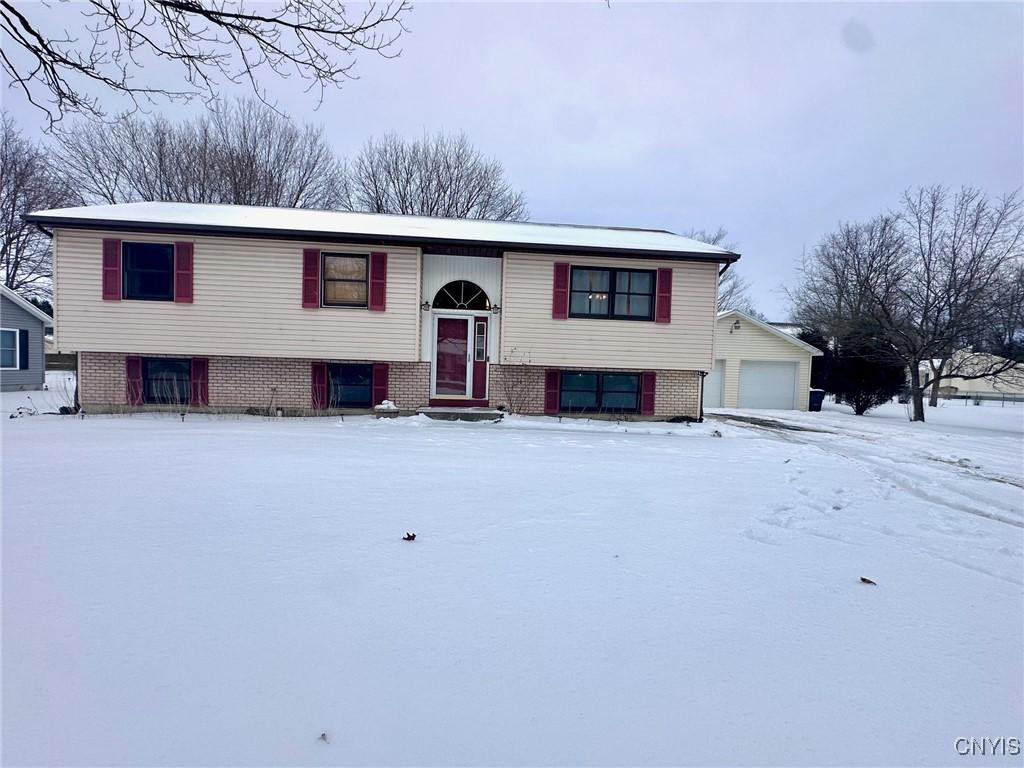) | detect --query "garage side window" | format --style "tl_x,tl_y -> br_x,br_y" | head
123,242 -> 175,301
